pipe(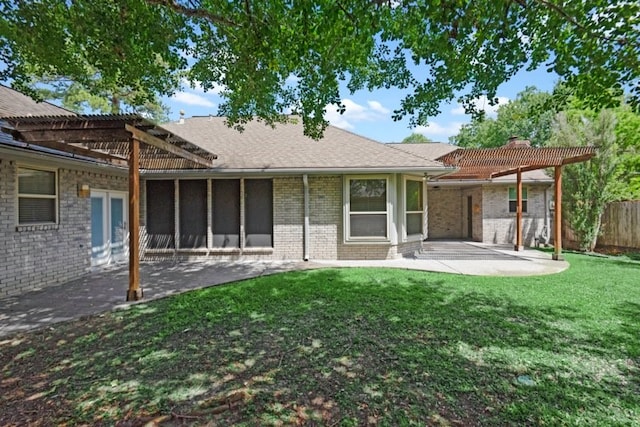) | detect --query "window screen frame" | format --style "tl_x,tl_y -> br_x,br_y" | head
145,179 -> 176,249
404,177 -> 424,238
508,186 -> 528,213
344,175 -> 390,242
244,178 -> 274,248
16,165 -> 58,225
